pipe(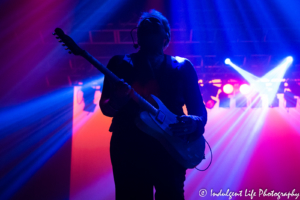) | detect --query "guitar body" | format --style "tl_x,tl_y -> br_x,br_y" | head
135,95 -> 205,169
